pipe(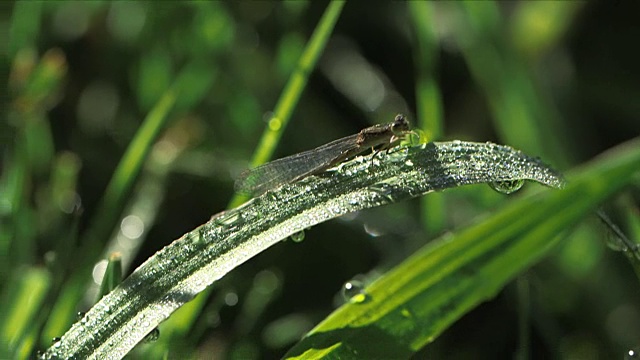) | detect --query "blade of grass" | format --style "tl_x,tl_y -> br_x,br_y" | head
0,268 -> 51,359
96,253 -> 123,302
40,140 -> 565,359
510,1 -> 582,60
7,1 -> 42,57
82,88 -> 178,248
228,0 -> 345,209
40,88 -> 178,347
284,137 -> 640,359
4,48 -> 67,274
154,2 -> 347,354
456,1 -> 578,167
